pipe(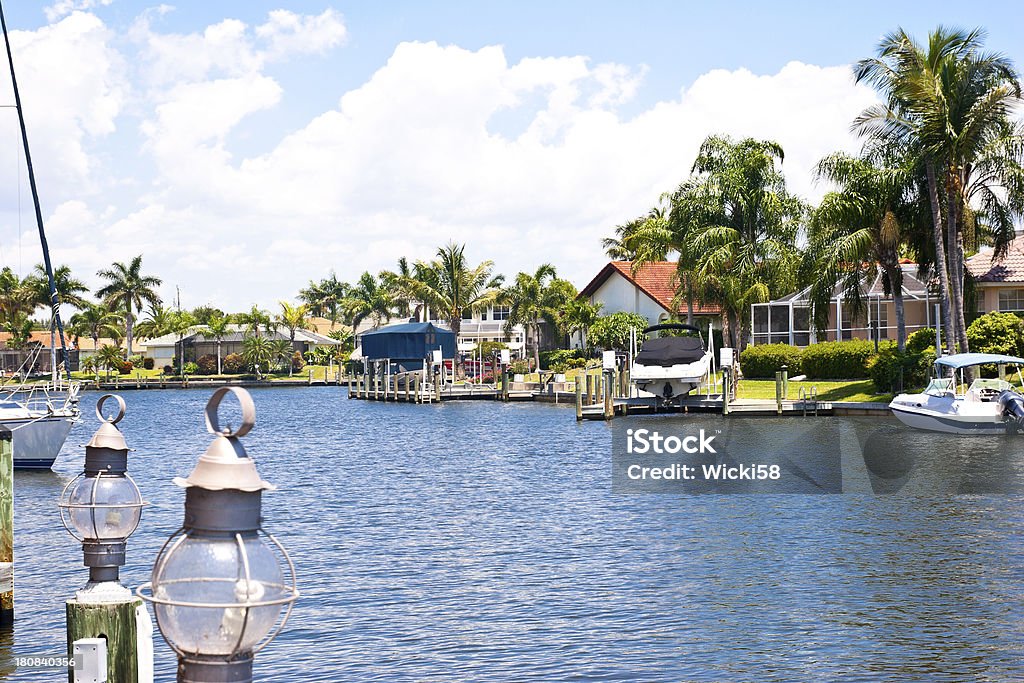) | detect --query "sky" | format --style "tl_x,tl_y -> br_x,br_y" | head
0,1 -> 1022,313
